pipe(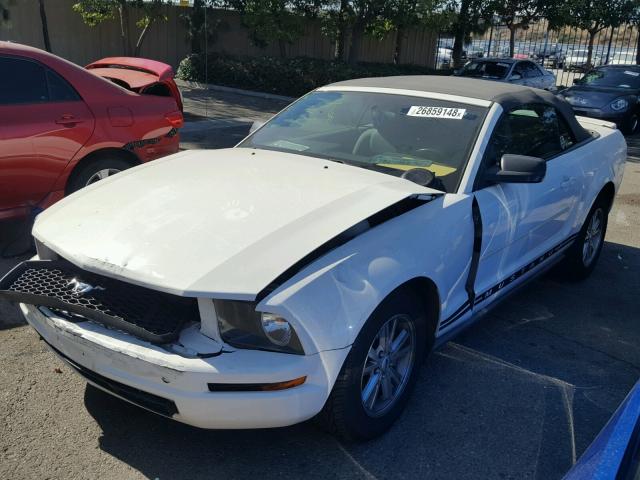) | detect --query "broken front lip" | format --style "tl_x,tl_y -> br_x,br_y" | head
20,303 -> 349,429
